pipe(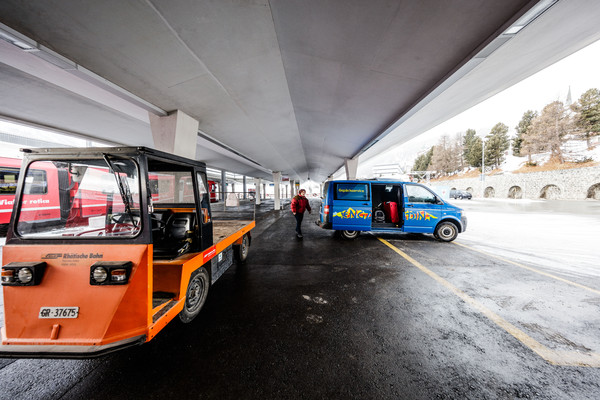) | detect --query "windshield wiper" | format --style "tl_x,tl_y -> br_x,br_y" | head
102,154 -> 138,227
